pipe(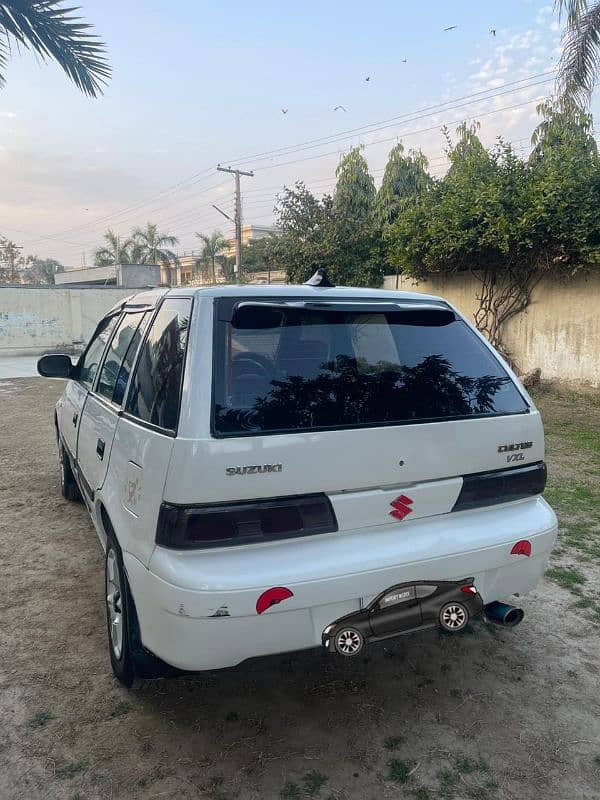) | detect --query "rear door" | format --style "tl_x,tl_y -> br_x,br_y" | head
76,311 -> 148,500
